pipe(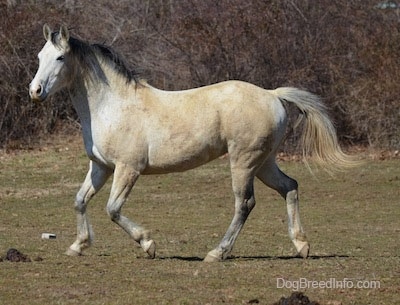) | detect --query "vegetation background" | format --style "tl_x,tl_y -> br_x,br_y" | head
0,0 -> 399,150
